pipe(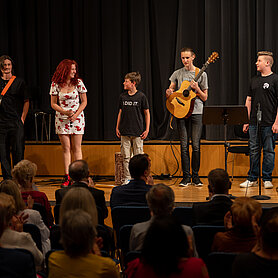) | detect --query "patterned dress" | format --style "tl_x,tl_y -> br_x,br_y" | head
49,79 -> 87,134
